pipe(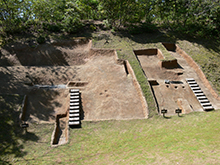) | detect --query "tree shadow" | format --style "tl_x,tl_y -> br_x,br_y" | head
25,89 -> 65,122
163,115 -> 172,119
1,42 -> 69,66
113,29 -> 220,54
0,36 -> 92,67
0,36 -> 90,95
0,95 -> 39,162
